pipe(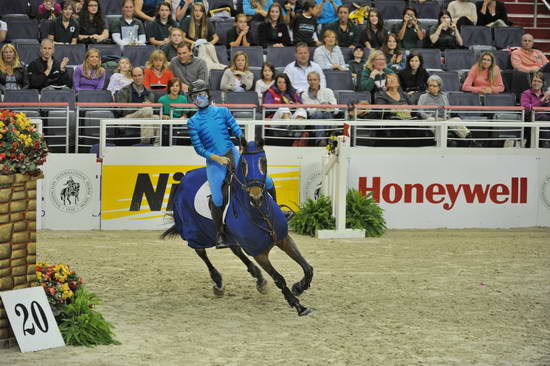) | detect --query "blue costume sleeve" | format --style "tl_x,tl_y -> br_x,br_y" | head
224,107 -> 243,139
188,116 -> 212,159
